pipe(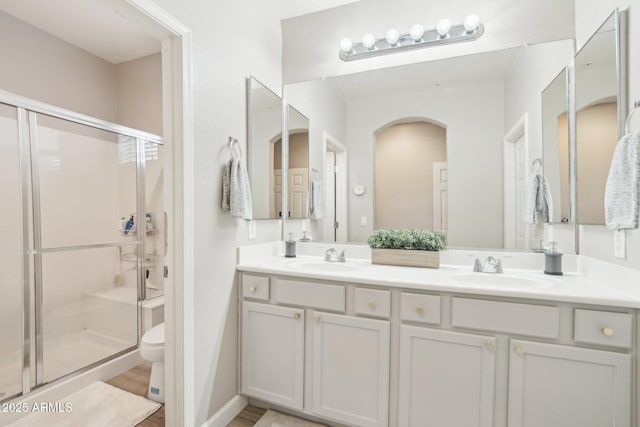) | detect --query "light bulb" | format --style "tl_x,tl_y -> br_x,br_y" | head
339,38 -> 353,53
464,14 -> 480,33
409,24 -> 424,41
436,19 -> 451,37
362,33 -> 376,50
385,28 -> 400,46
